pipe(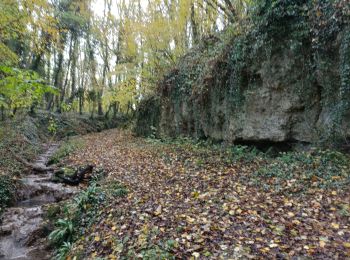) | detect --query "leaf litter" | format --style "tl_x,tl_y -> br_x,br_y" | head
63,129 -> 350,259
